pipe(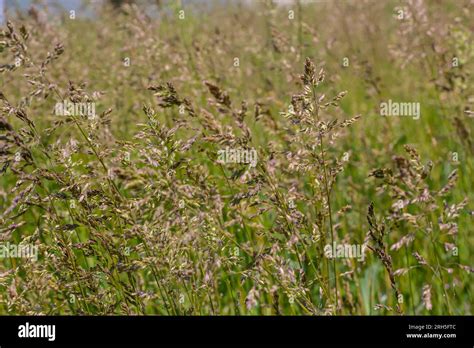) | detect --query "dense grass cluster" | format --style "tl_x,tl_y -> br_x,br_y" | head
0,0 -> 472,315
